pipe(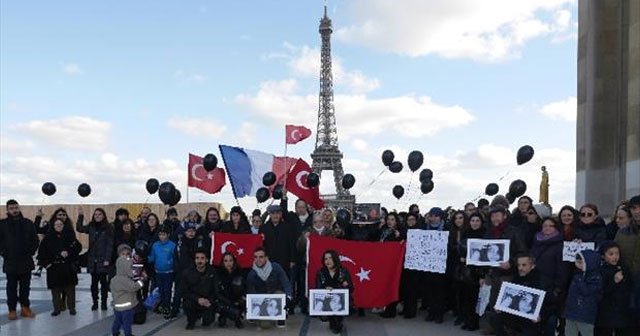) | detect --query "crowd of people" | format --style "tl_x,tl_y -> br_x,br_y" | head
1,192 -> 639,336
